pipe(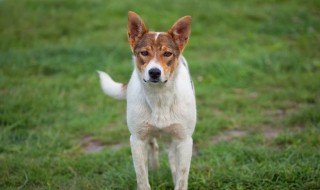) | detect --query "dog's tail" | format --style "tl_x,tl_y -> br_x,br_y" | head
97,71 -> 127,100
